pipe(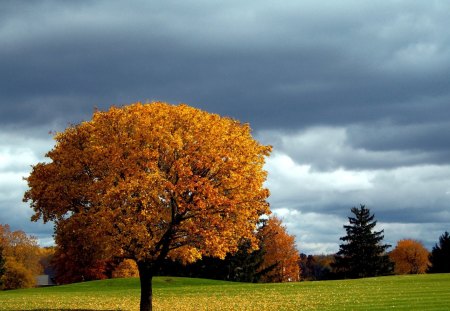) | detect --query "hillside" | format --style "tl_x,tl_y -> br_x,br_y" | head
1,274 -> 449,310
